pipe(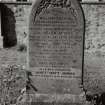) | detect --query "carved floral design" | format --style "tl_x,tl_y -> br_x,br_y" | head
34,0 -> 77,20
